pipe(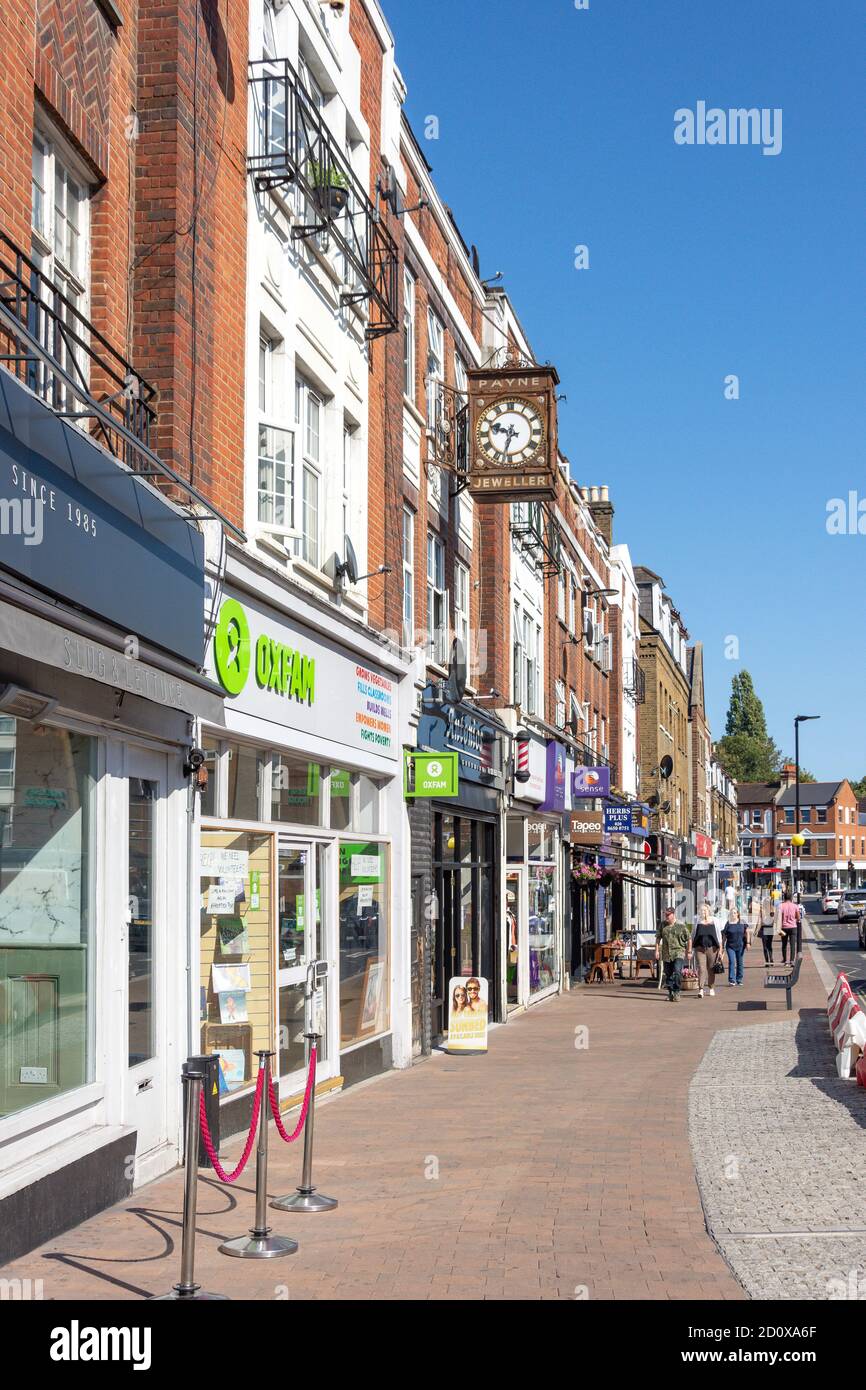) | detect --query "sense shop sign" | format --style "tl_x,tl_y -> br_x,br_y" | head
207,592 -> 397,760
